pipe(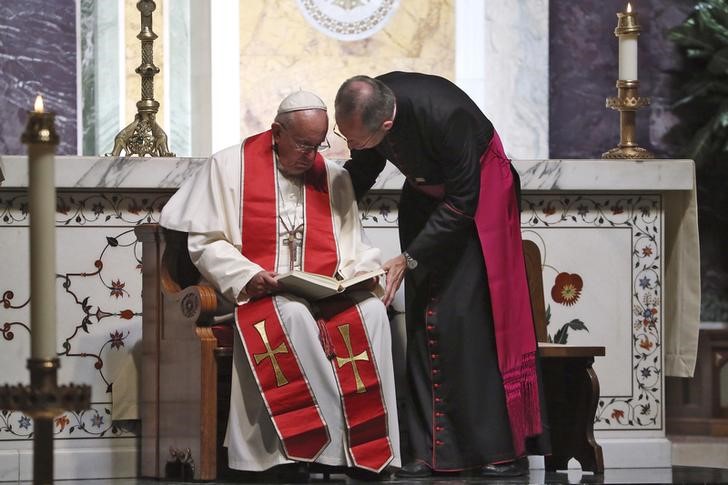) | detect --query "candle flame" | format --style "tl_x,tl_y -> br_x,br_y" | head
34,95 -> 44,113
626,2 -> 633,13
